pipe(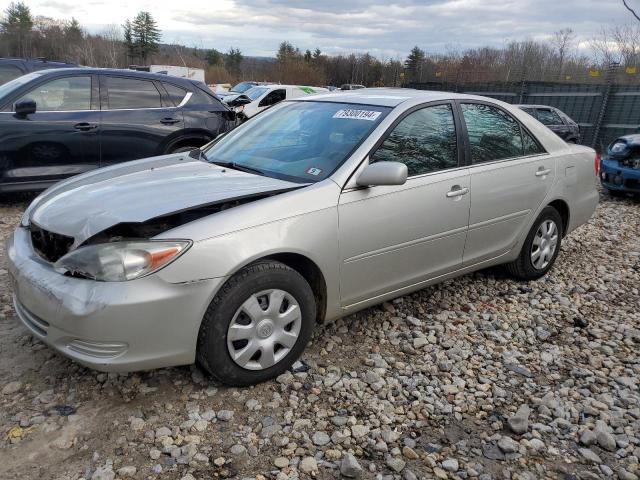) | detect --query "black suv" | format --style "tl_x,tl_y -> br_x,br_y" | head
0,68 -> 236,192
0,57 -> 76,85
516,105 -> 581,144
